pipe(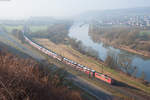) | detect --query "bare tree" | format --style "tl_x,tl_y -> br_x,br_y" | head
118,54 -> 137,76
140,71 -> 146,81
132,66 -> 138,78
105,51 -> 118,69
